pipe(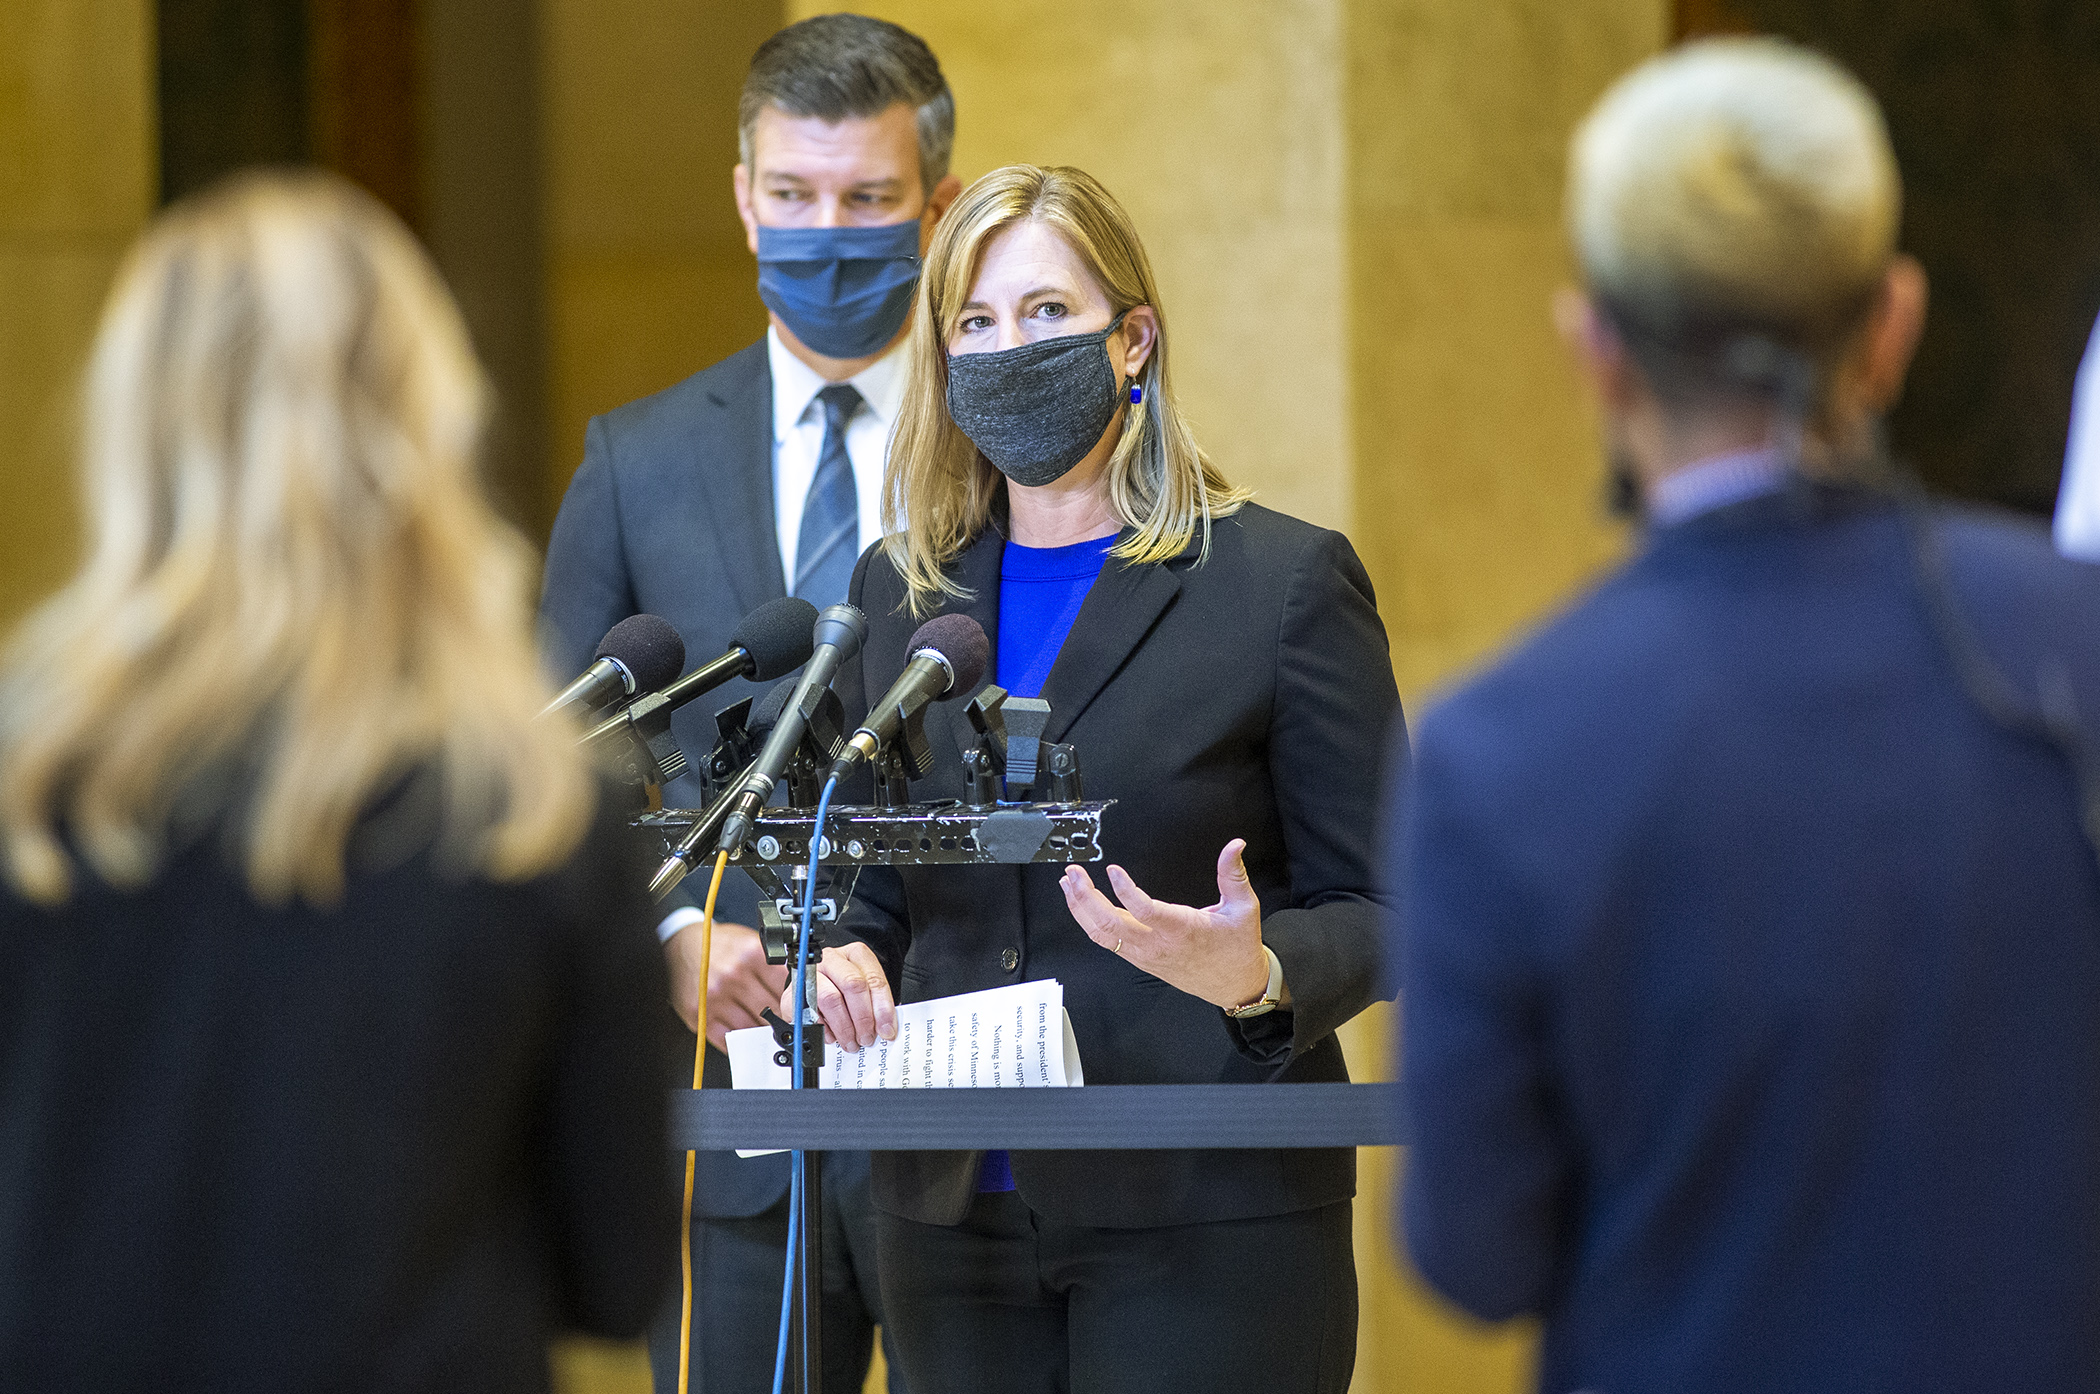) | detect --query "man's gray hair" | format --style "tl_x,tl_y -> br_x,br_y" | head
739,14 -> 955,197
